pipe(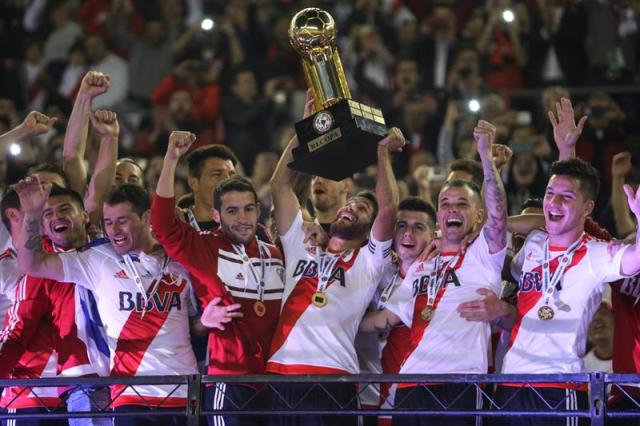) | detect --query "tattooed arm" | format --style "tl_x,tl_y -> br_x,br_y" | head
14,177 -> 65,281
474,120 -> 507,254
